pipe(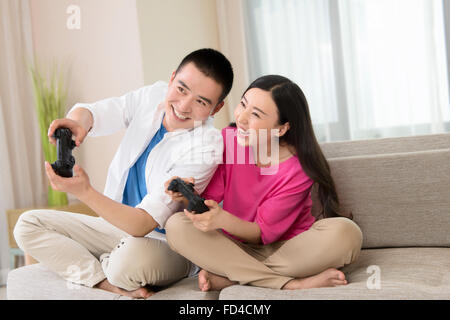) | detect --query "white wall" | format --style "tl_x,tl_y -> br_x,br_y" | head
29,0 -> 145,193
136,0 -> 230,129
